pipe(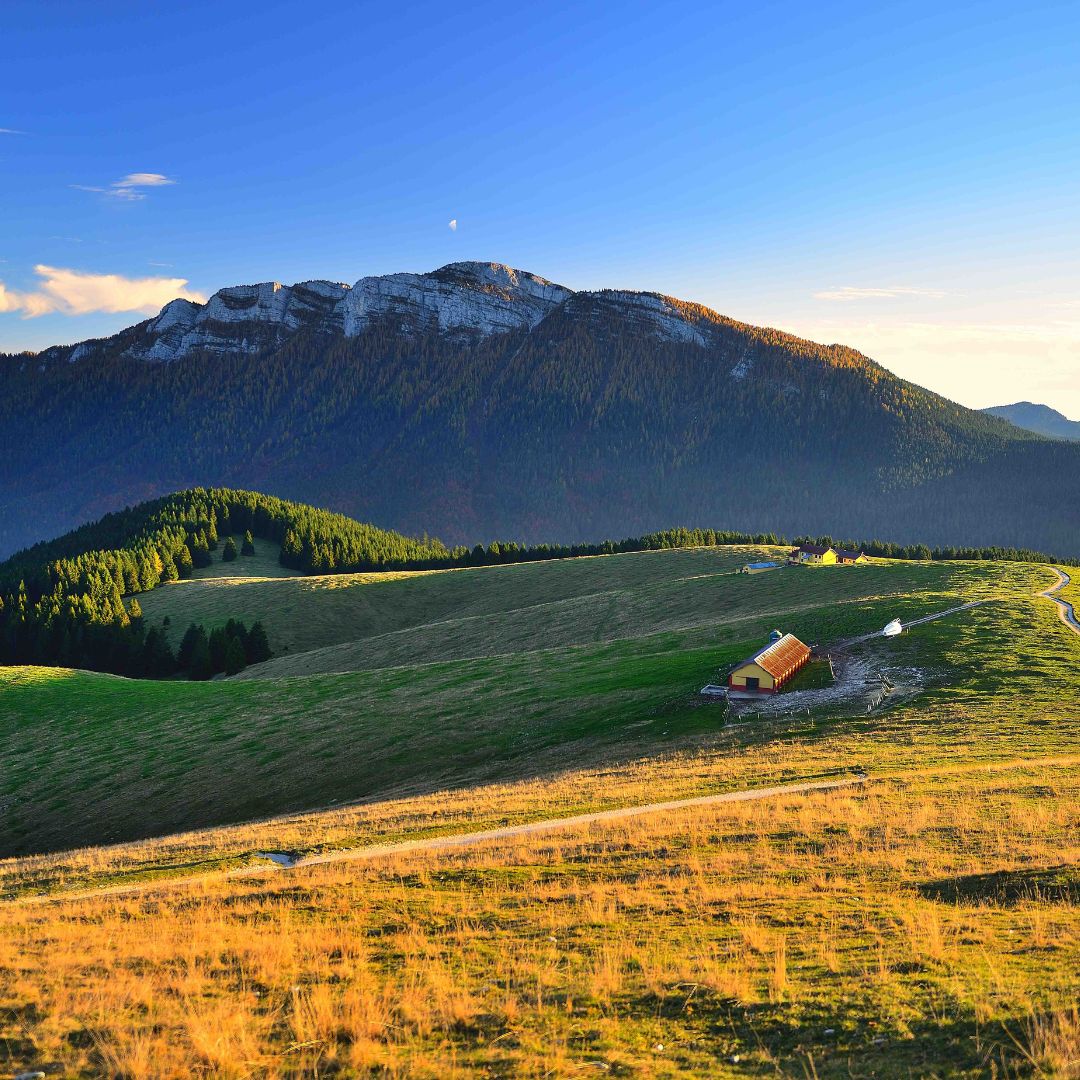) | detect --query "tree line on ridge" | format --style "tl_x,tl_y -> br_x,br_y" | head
1,488 -> 1076,679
